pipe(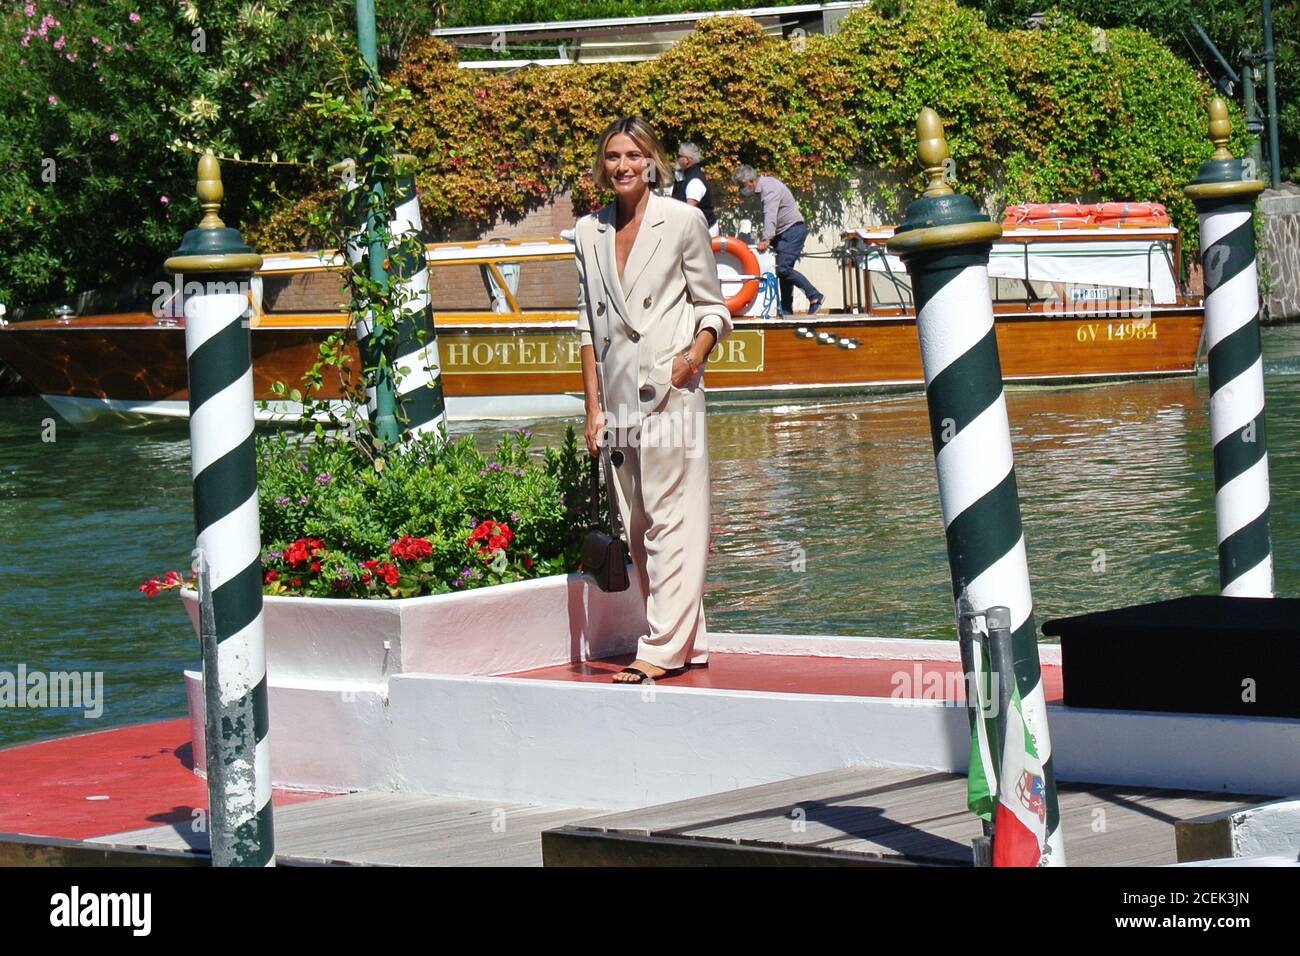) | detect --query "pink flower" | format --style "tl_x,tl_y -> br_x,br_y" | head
129,12 -> 141,23
124,43 -> 132,51
103,44 -> 111,52
37,24 -> 47,38
23,3 -> 34,15
53,35 -> 64,50
47,94 -> 57,105
109,133 -> 119,143
20,35 -> 30,47
160,195 -> 169,204
41,13 -> 55,28
90,35 -> 99,45
65,52 -> 76,61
